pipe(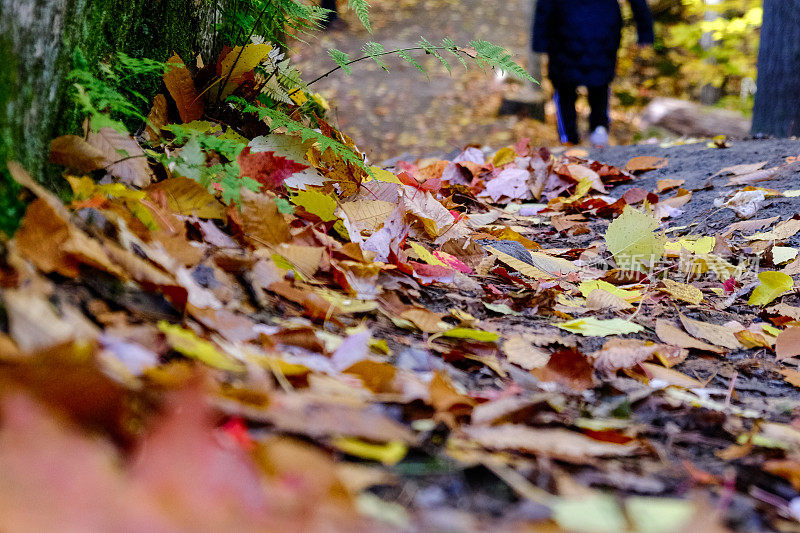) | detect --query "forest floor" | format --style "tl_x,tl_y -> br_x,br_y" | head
2,3 -> 800,530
